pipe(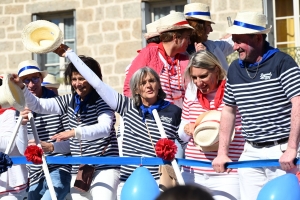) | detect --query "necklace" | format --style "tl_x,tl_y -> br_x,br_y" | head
245,64 -> 259,79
